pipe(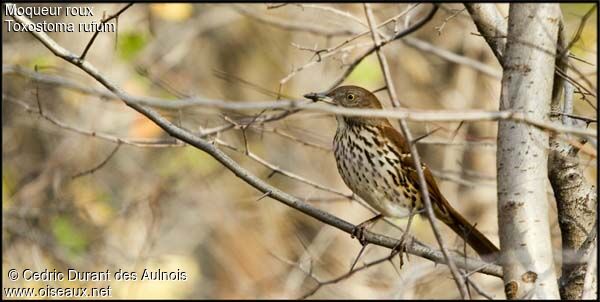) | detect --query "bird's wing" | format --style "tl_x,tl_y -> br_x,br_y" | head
398,148 -> 500,259
380,123 -> 411,154
381,122 -> 461,219
396,151 -> 454,220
